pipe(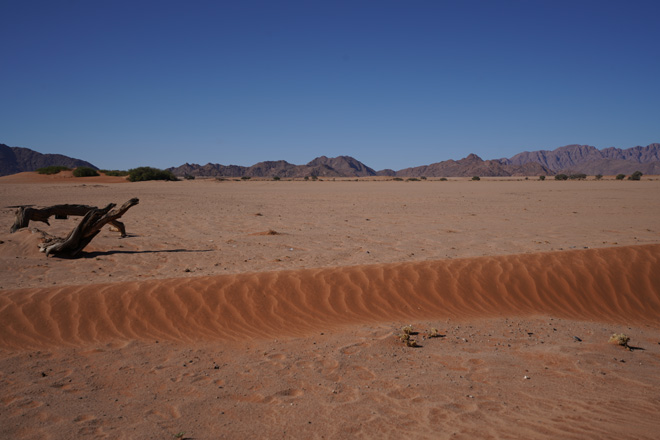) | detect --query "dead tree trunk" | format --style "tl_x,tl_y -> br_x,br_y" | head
36,198 -> 140,258
11,204 -> 97,233
11,204 -> 132,237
